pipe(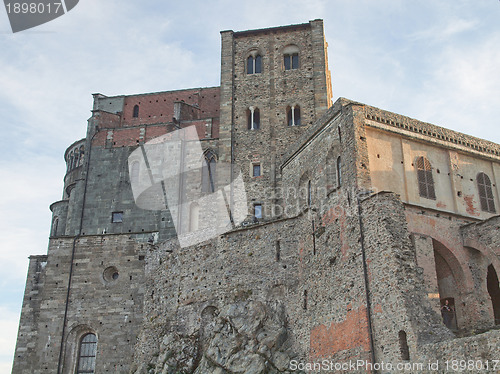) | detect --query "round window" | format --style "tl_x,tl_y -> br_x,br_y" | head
103,266 -> 119,283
